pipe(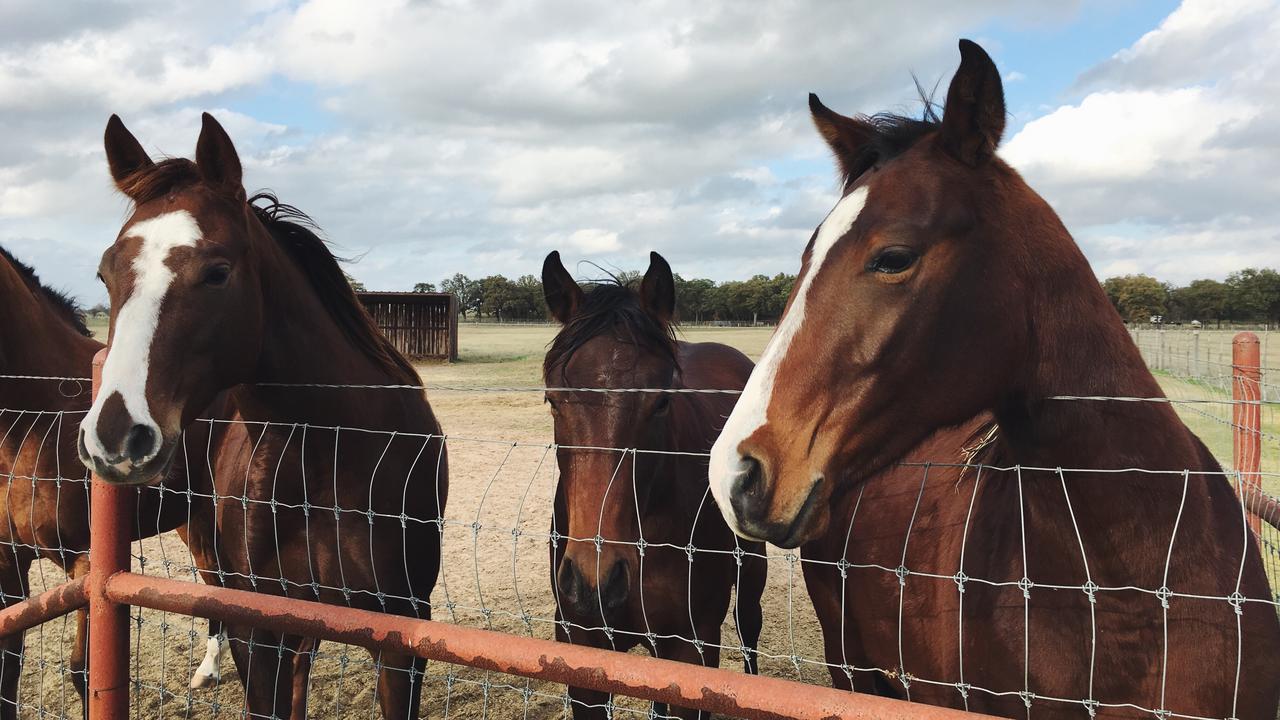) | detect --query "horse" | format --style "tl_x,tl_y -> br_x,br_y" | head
708,39 -> 1280,719
79,113 -> 449,719
541,251 -> 767,720
0,246 -> 228,717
